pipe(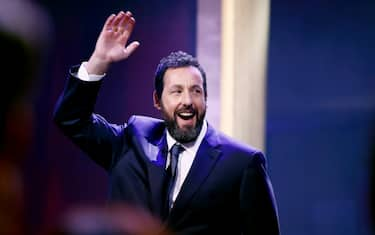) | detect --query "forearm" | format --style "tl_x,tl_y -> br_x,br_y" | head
53,67 -> 122,169
53,66 -> 102,134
